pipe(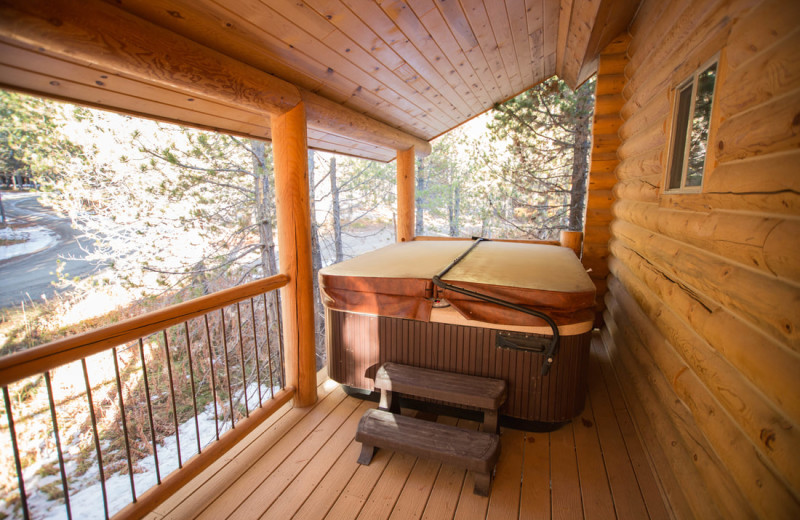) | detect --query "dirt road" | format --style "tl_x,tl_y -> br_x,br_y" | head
0,193 -> 102,308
